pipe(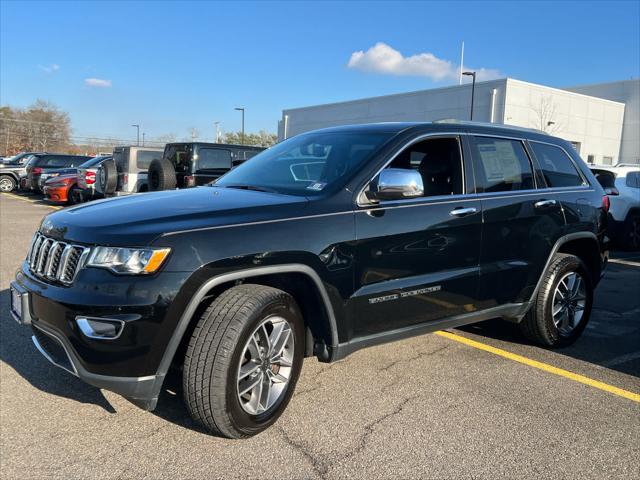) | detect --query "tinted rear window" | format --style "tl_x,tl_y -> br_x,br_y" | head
470,136 -> 534,192
530,142 -> 584,188
626,171 -> 640,188
198,148 -> 232,169
136,150 -> 162,169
